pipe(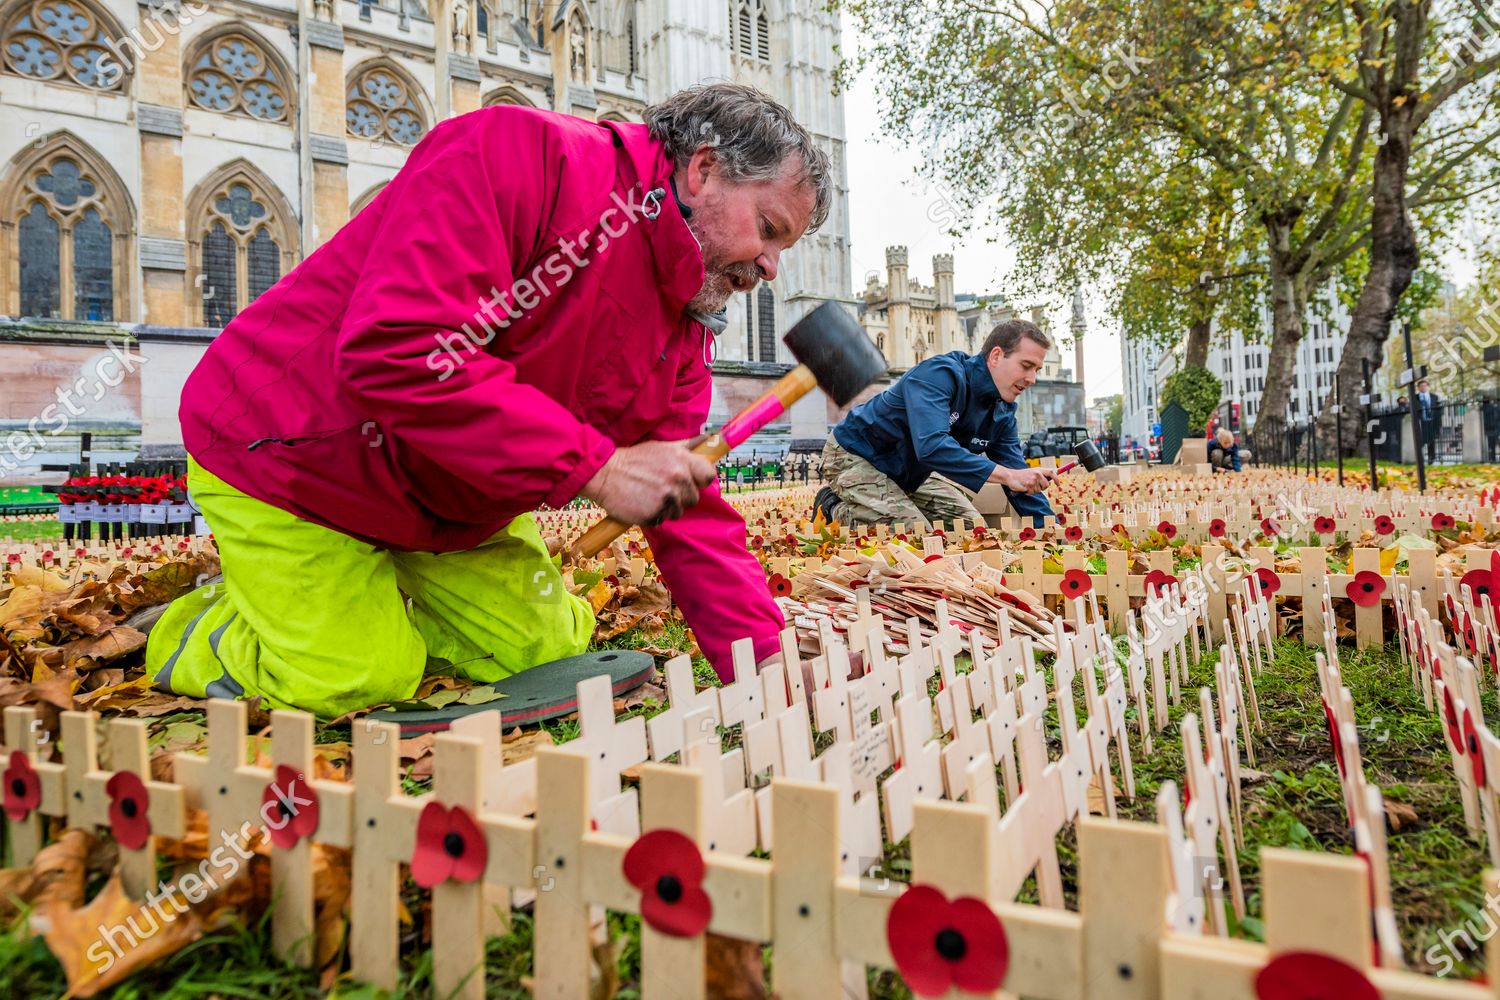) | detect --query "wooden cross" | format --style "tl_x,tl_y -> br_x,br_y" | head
647,653 -> 719,761
1,705 -> 66,867
570,672 -> 648,836
879,693 -> 944,843
63,710 -> 185,900
174,700 -> 354,964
